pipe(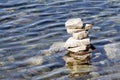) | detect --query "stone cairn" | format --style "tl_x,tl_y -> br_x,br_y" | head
63,18 -> 95,66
